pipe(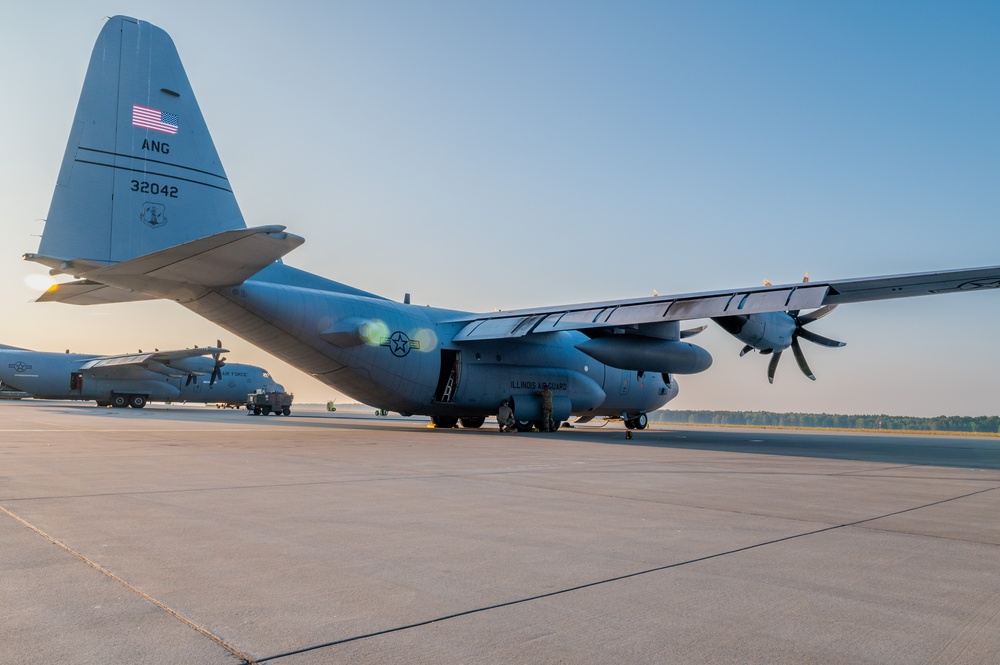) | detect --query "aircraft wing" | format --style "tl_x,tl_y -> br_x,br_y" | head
79,346 -> 227,372
451,264 -> 1000,341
